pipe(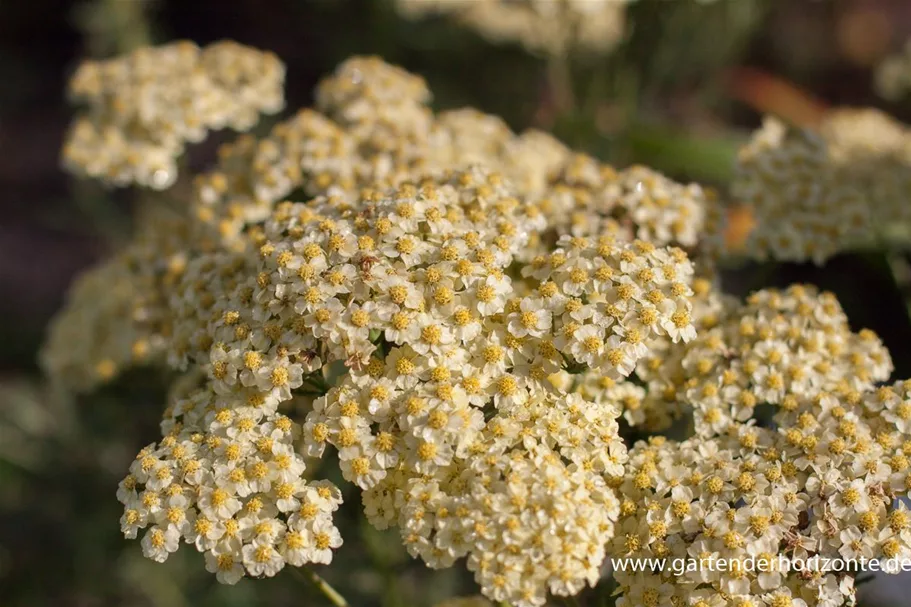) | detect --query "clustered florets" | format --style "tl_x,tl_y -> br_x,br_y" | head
820,108 -> 911,230
728,112 -> 911,265
119,401 -> 343,582
561,275 -> 730,432
109,160 -> 701,604
44,54 -> 712,394
731,118 -> 869,265
62,40 -> 284,189
394,0 -> 628,56
43,43 -> 911,607
188,57 -> 712,255
611,286 -> 911,607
